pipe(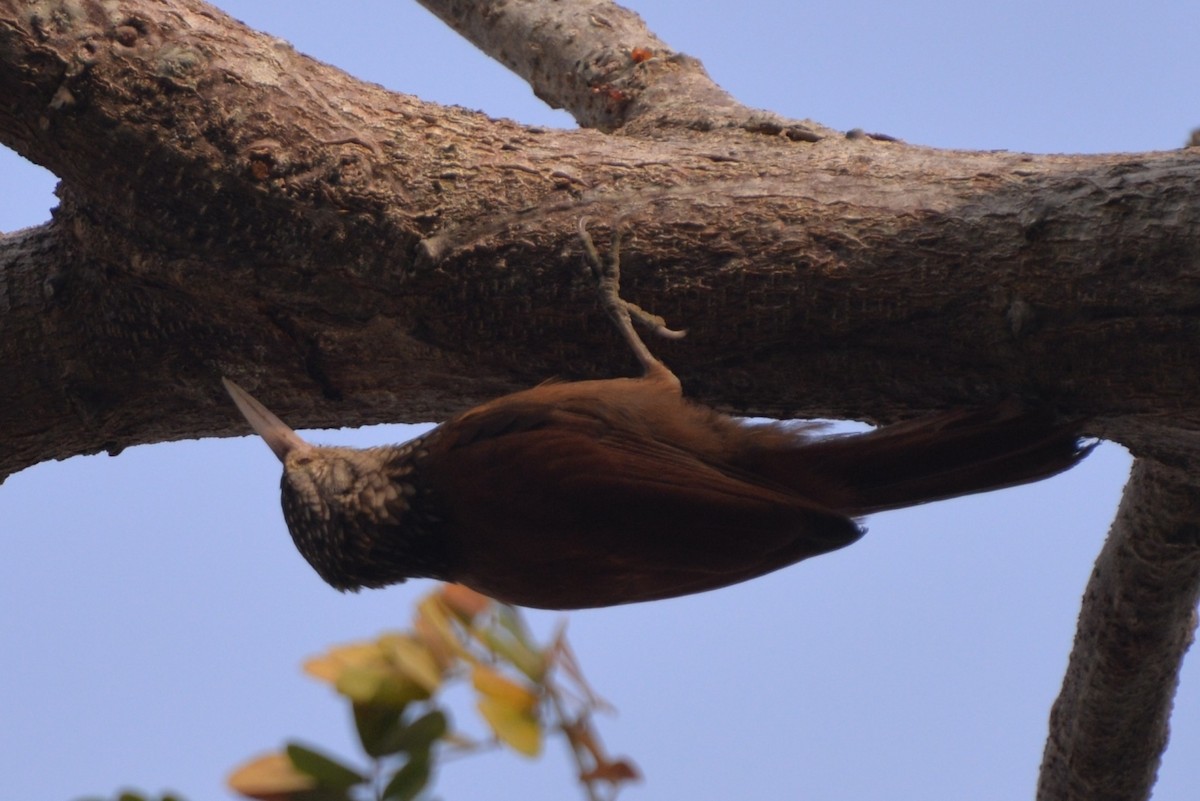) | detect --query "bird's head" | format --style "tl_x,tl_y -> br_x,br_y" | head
221,378 -> 368,509
221,378 -> 426,590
